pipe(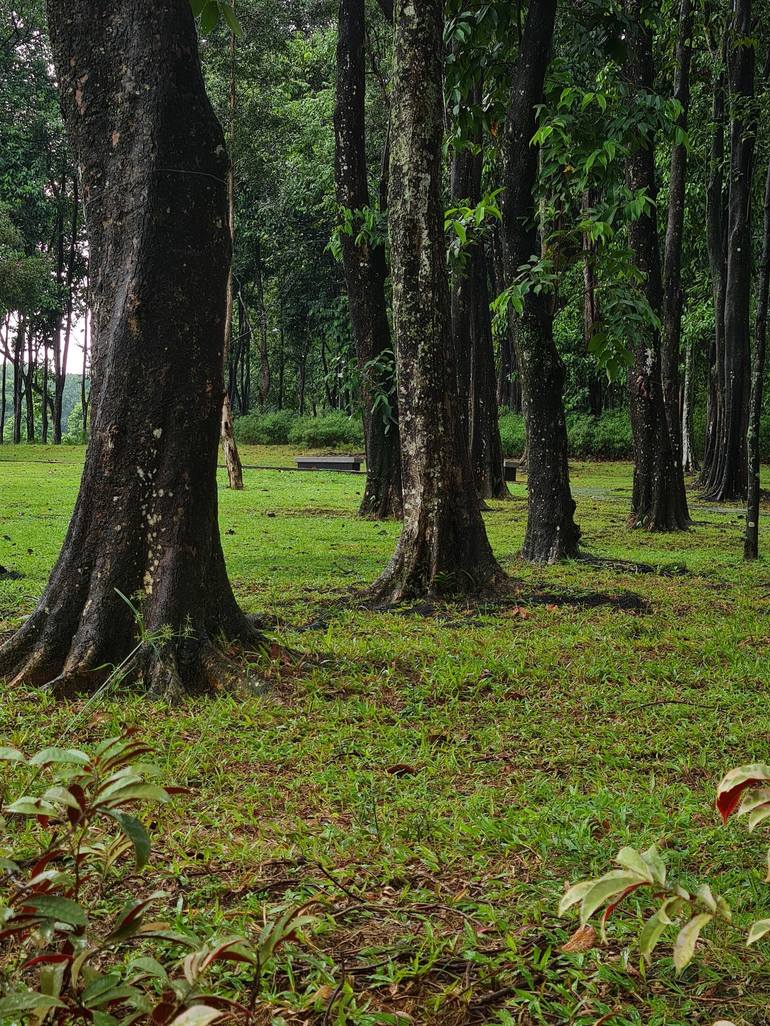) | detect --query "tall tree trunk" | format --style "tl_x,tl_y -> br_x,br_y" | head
12,317 -> 22,444
25,327 -> 35,442
371,0 -> 502,601
701,22 -> 728,487
254,239 -> 270,407
582,191 -> 603,417
490,225 -> 521,413
0,349 -> 6,443
744,154 -> 770,559
0,0 -> 265,695
450,102 -> 507,500
220,21 -> 244,490
681,332 -> 698,473
623,0 -> 689,530
703,0 -> 755,500
81,302 -> 90,436
53,176 -> 79,444
334,0 -> 402,519
500,0 -> 580,561
661,0 -> 693,468
42,341 -> 49,443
